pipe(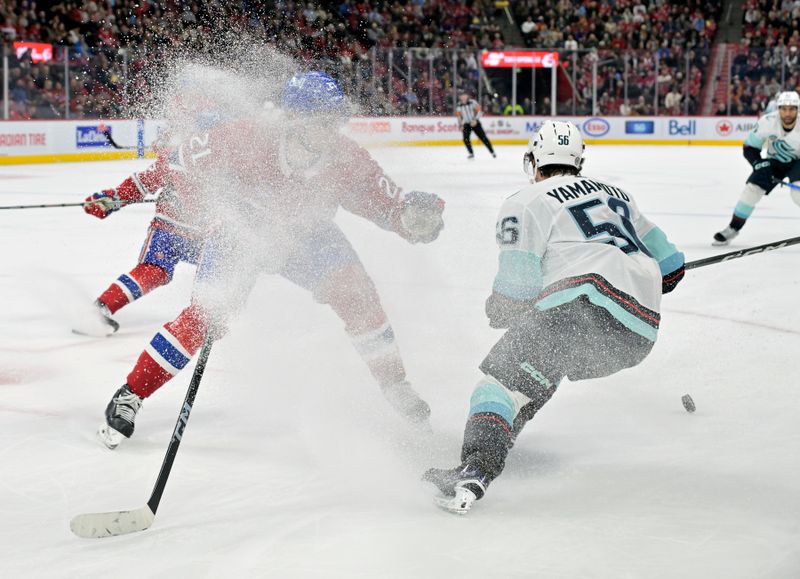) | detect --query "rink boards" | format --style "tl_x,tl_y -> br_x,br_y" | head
0,115 -> 757,164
